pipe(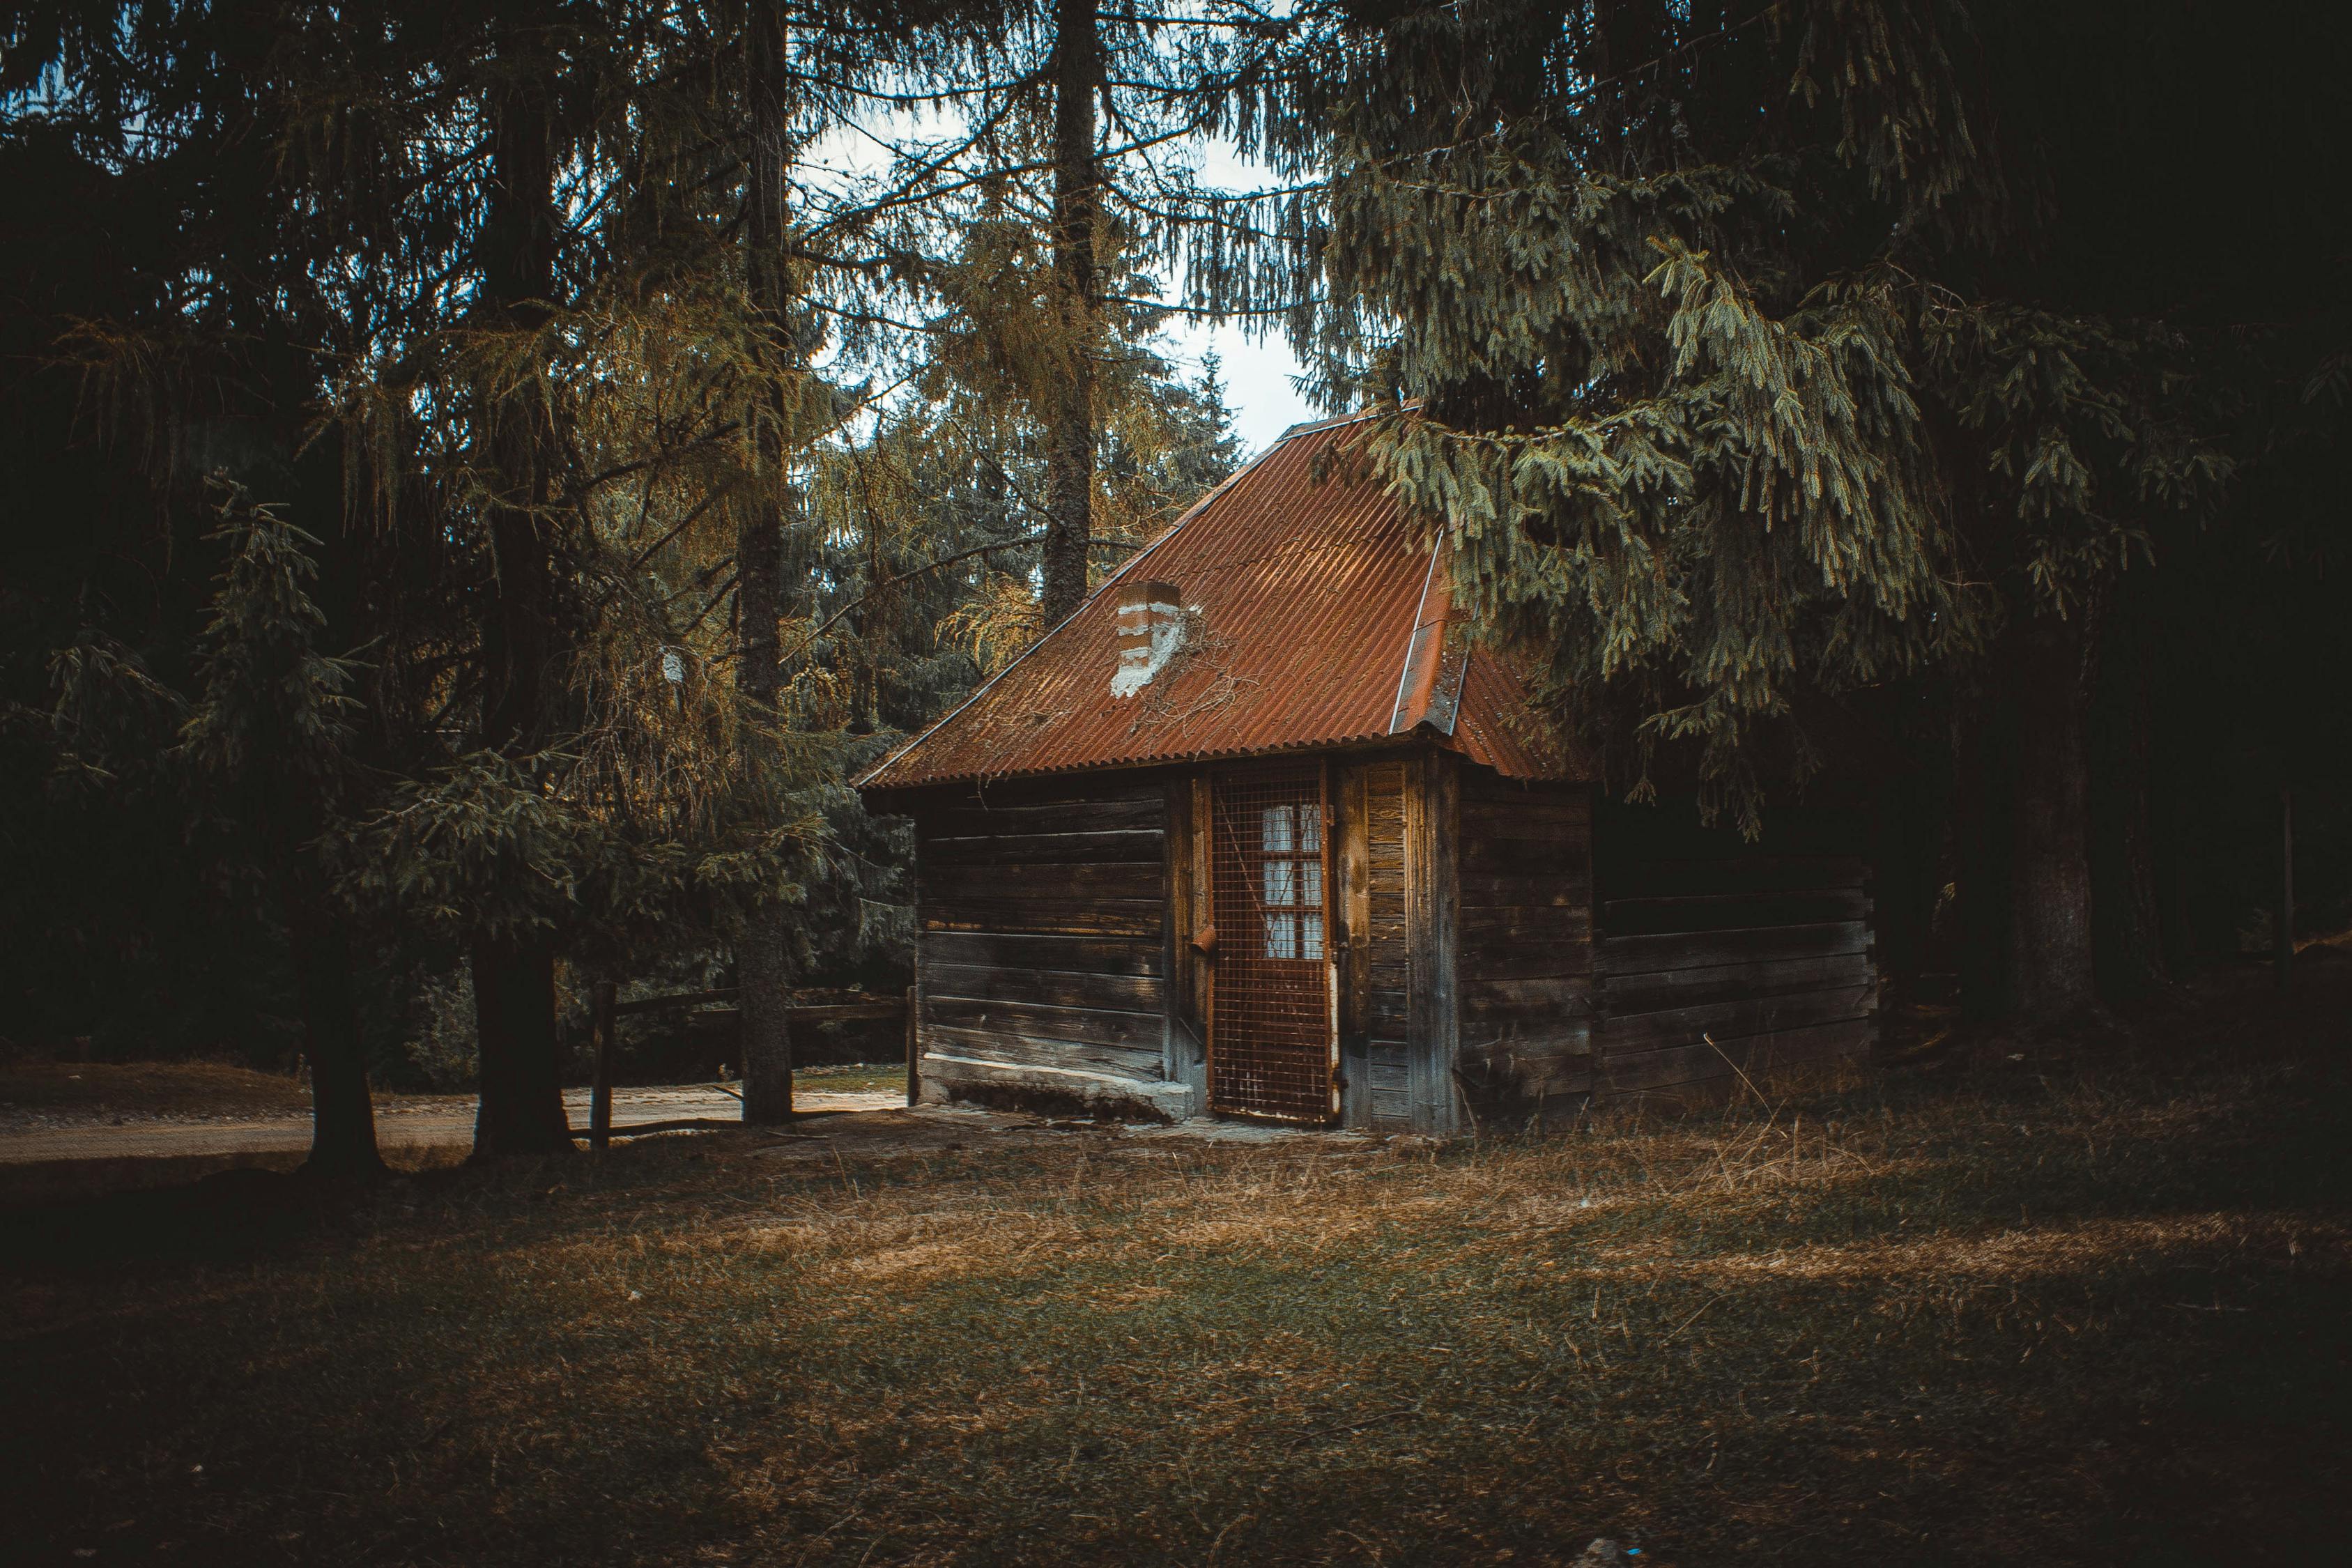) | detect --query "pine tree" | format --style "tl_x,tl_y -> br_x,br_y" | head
903,2 -> 1298,627
1252,0 -> 2234,1019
